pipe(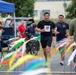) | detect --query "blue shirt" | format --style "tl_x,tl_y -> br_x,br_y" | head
26,25 -> 35,36
55,22 -> 69,41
